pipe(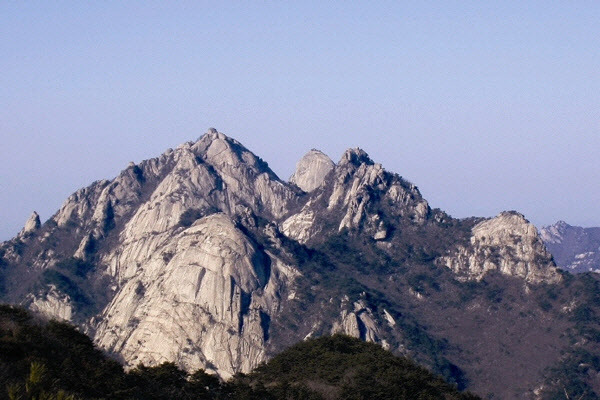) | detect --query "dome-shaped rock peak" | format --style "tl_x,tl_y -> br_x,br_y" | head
290,149 -> 334,192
